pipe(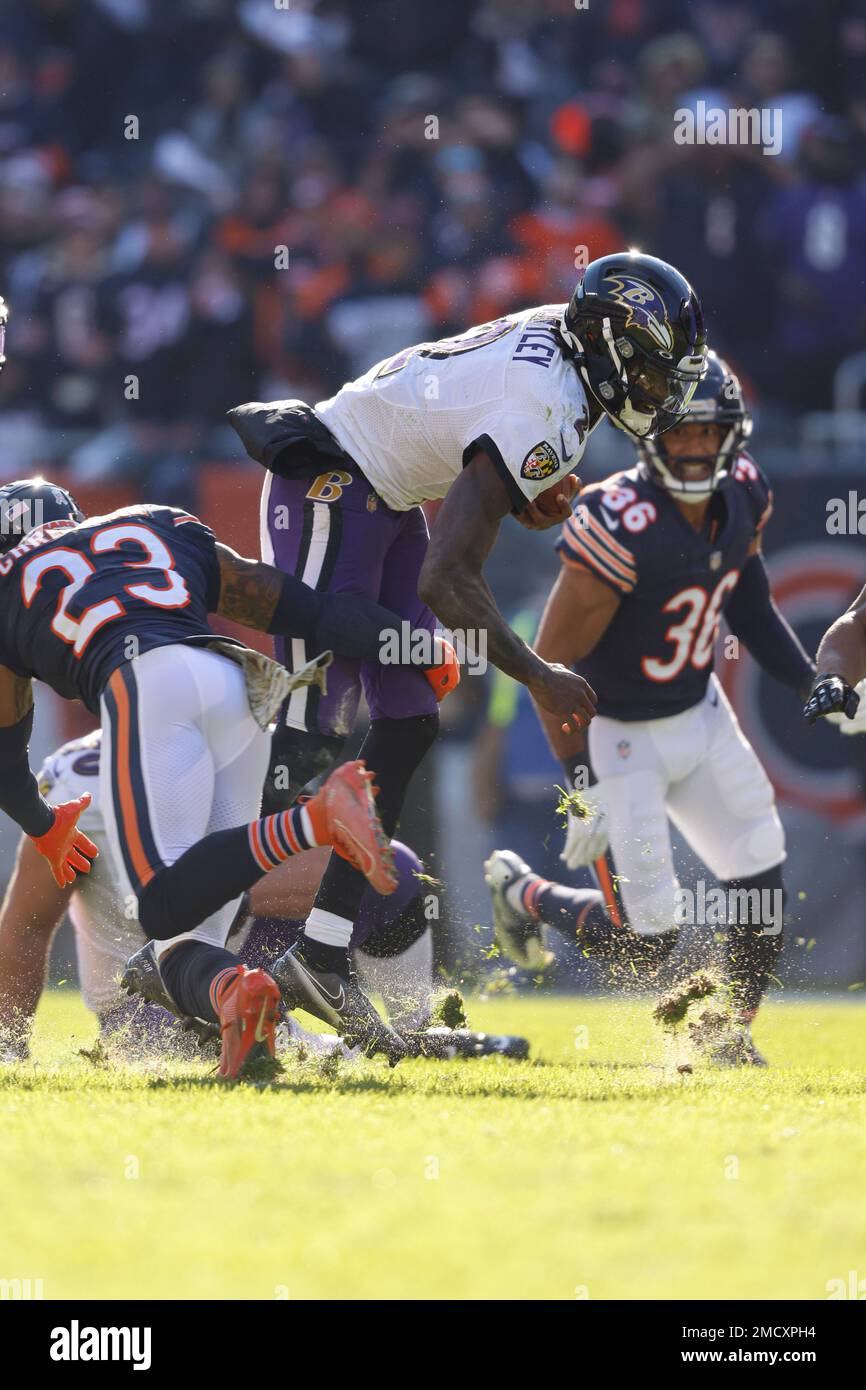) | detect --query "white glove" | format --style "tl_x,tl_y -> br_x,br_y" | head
826,678 -> 866,735
560,783 -> 609,869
